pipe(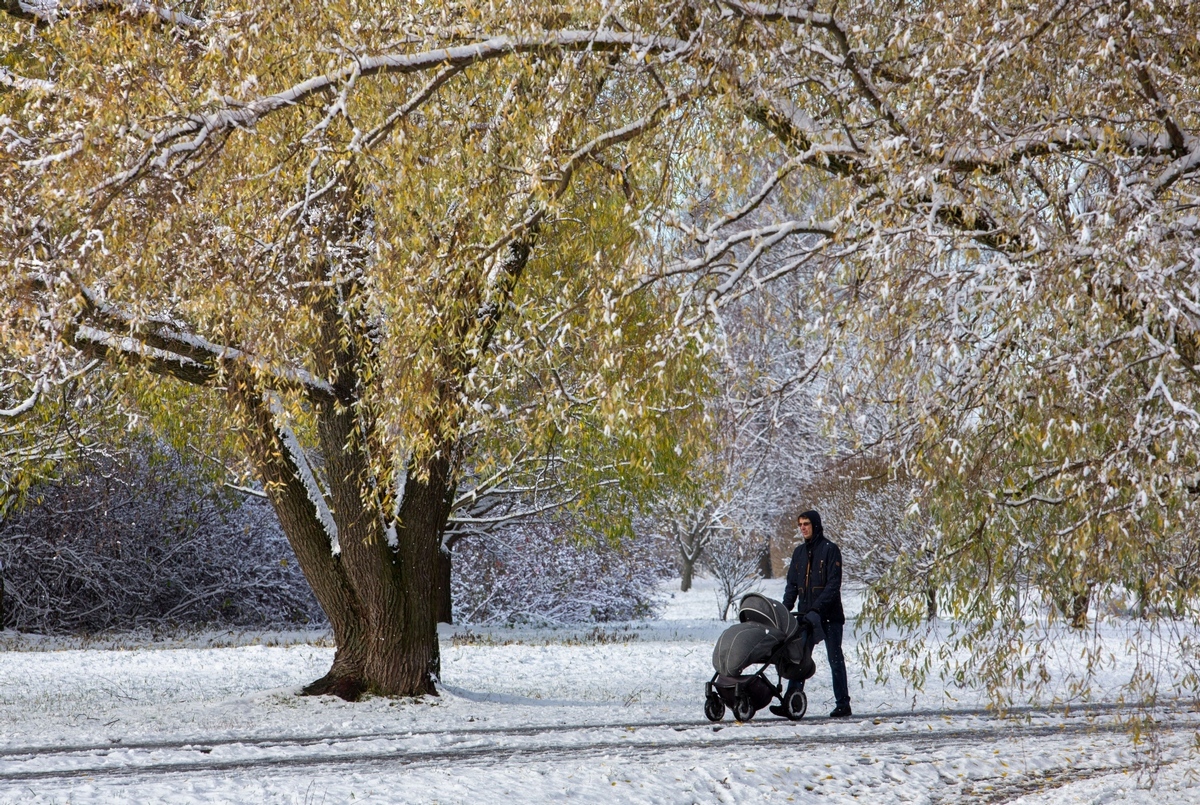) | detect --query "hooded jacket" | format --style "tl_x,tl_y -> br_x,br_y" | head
781,510 -> 845,625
